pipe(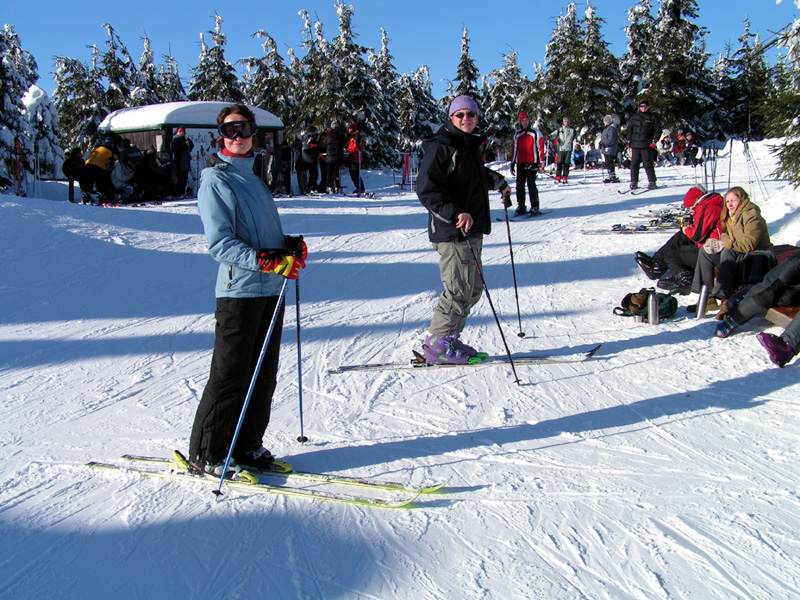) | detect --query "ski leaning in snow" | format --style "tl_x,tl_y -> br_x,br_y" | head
581,225 -> 674,235
87,452 -> 432,508
119,454 -> 449,495
329,343 -> 602,374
